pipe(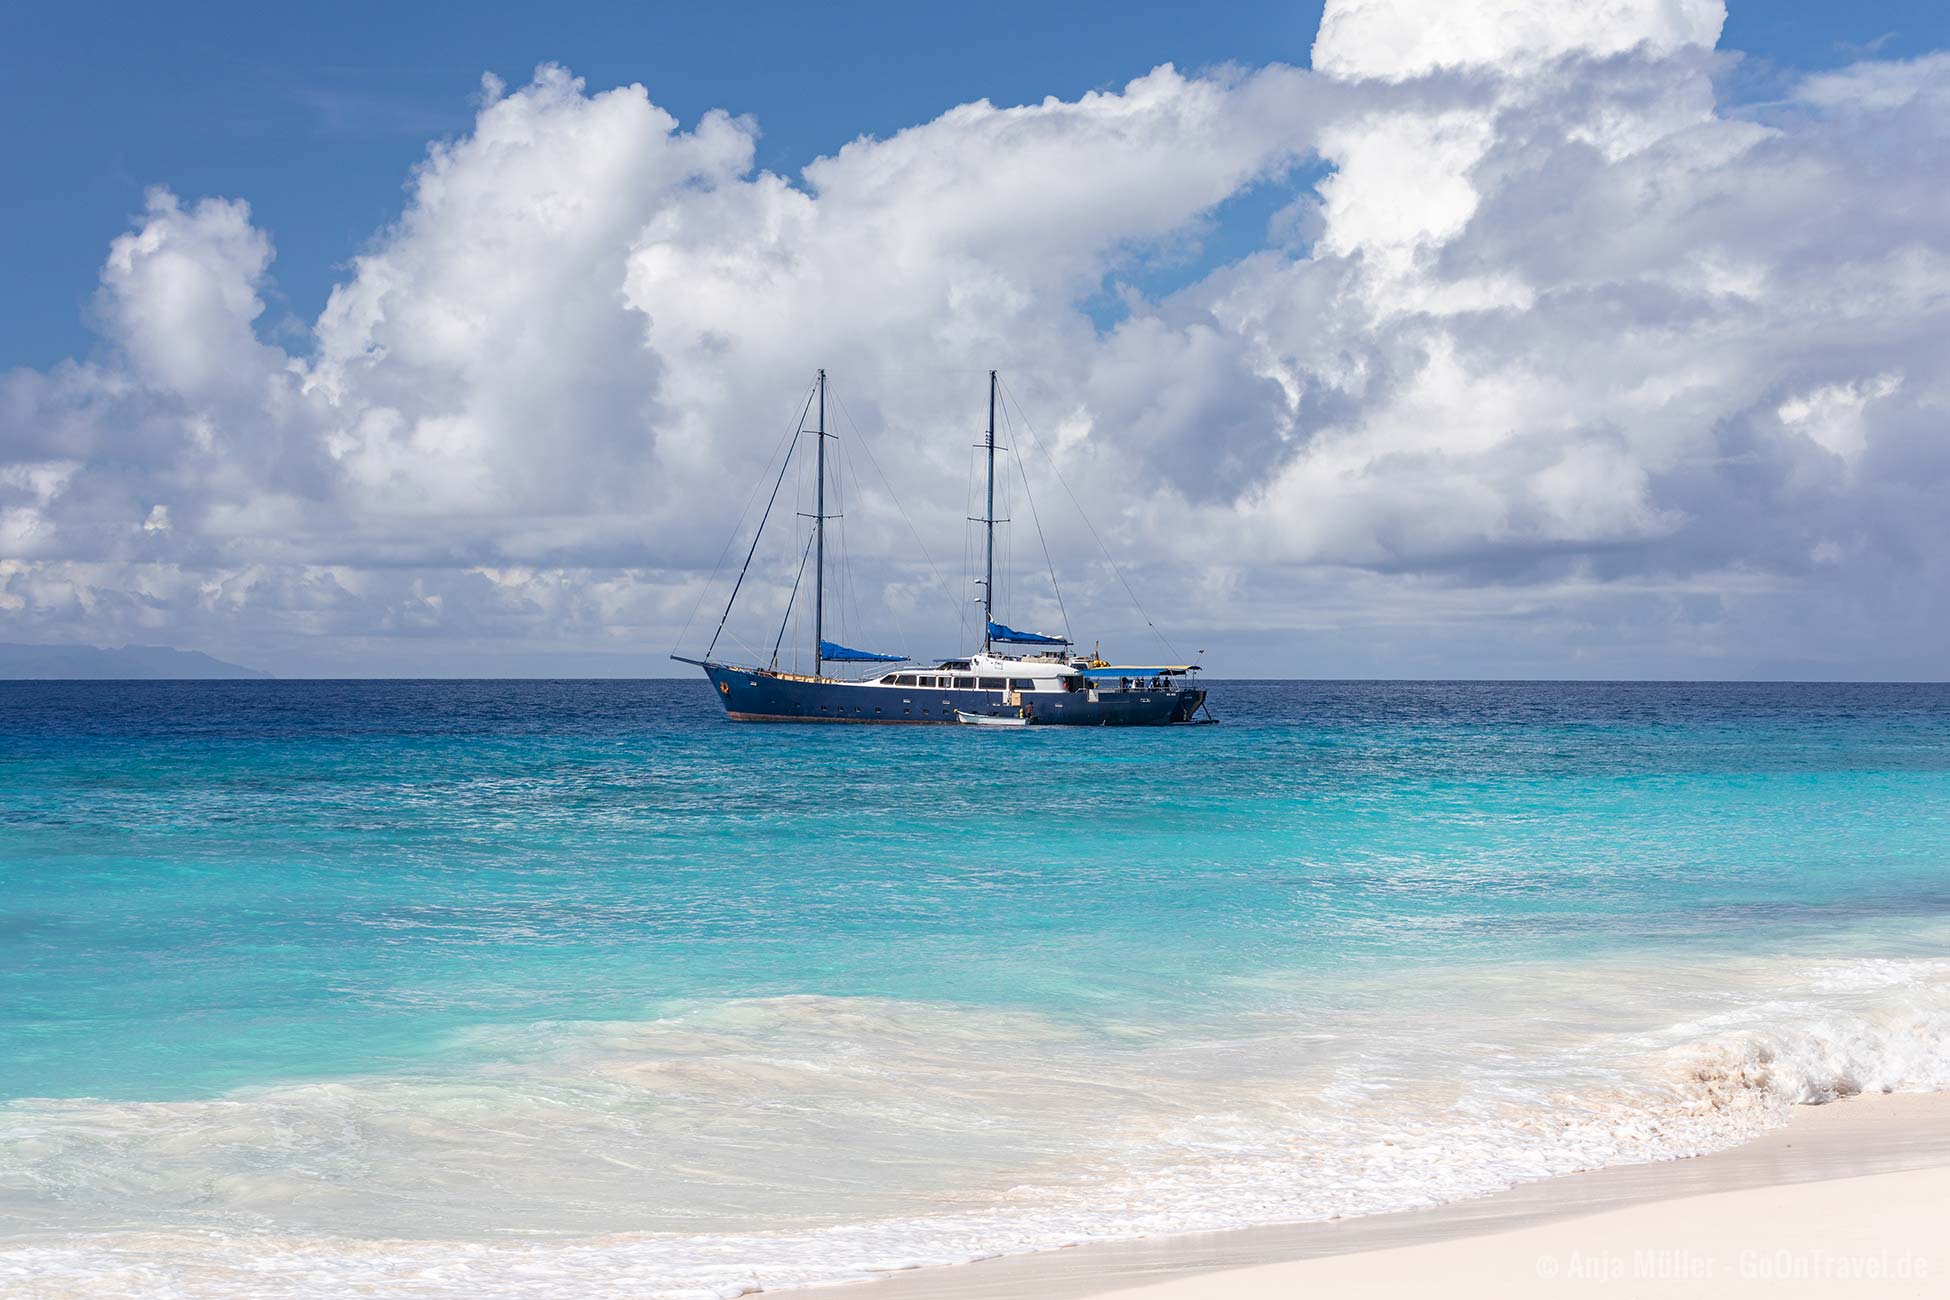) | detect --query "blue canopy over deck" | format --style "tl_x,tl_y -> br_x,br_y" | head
988,620 -> 1069,646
